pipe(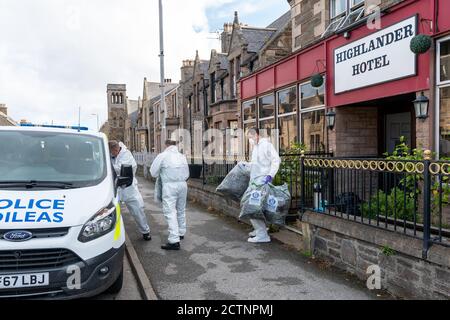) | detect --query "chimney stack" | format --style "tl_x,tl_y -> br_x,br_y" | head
0,104 -> 7,115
